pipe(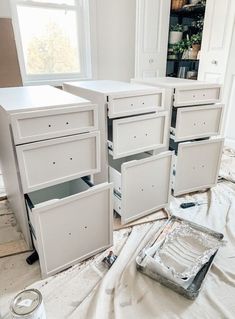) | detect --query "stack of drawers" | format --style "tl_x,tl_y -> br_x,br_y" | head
0,86 -> 113,278
64,81 -> 173,223
132,77 -> 224,196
